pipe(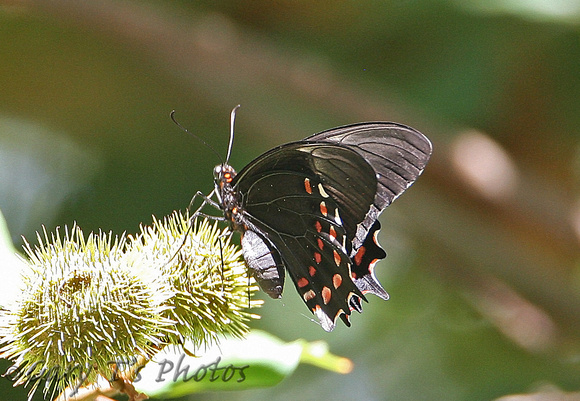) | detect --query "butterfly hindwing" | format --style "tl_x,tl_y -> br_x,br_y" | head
239,170 -> 365,331
350,220 -> 388,299
241,230 -> 285,299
